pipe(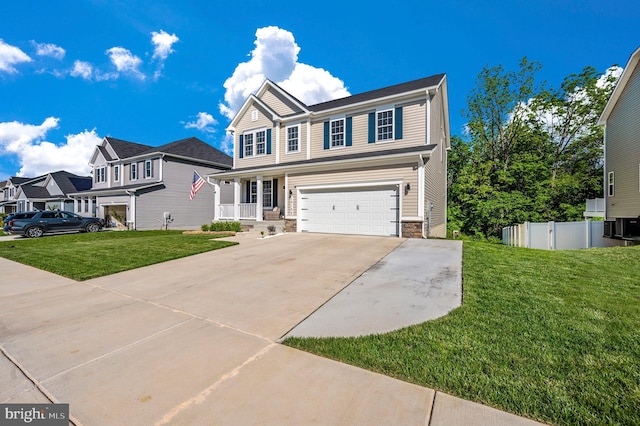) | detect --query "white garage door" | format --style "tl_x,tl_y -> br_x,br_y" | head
299,186 -> 399,236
